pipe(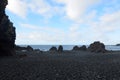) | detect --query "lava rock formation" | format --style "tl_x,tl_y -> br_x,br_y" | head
0,0 -> 16,56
